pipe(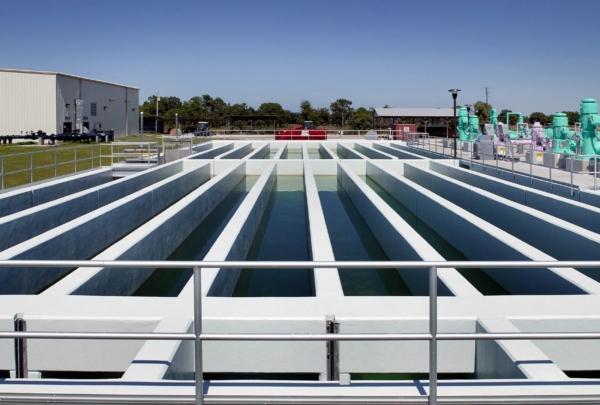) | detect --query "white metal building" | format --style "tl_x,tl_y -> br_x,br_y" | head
0,69 -> 139,136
